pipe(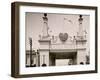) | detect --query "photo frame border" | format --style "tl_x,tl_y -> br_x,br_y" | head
11,2 -> 98,78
